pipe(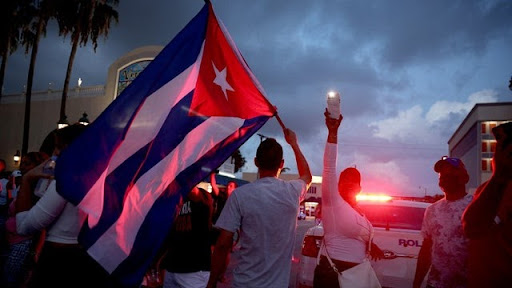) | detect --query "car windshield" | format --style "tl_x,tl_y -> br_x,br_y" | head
359,204 -> 425,230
